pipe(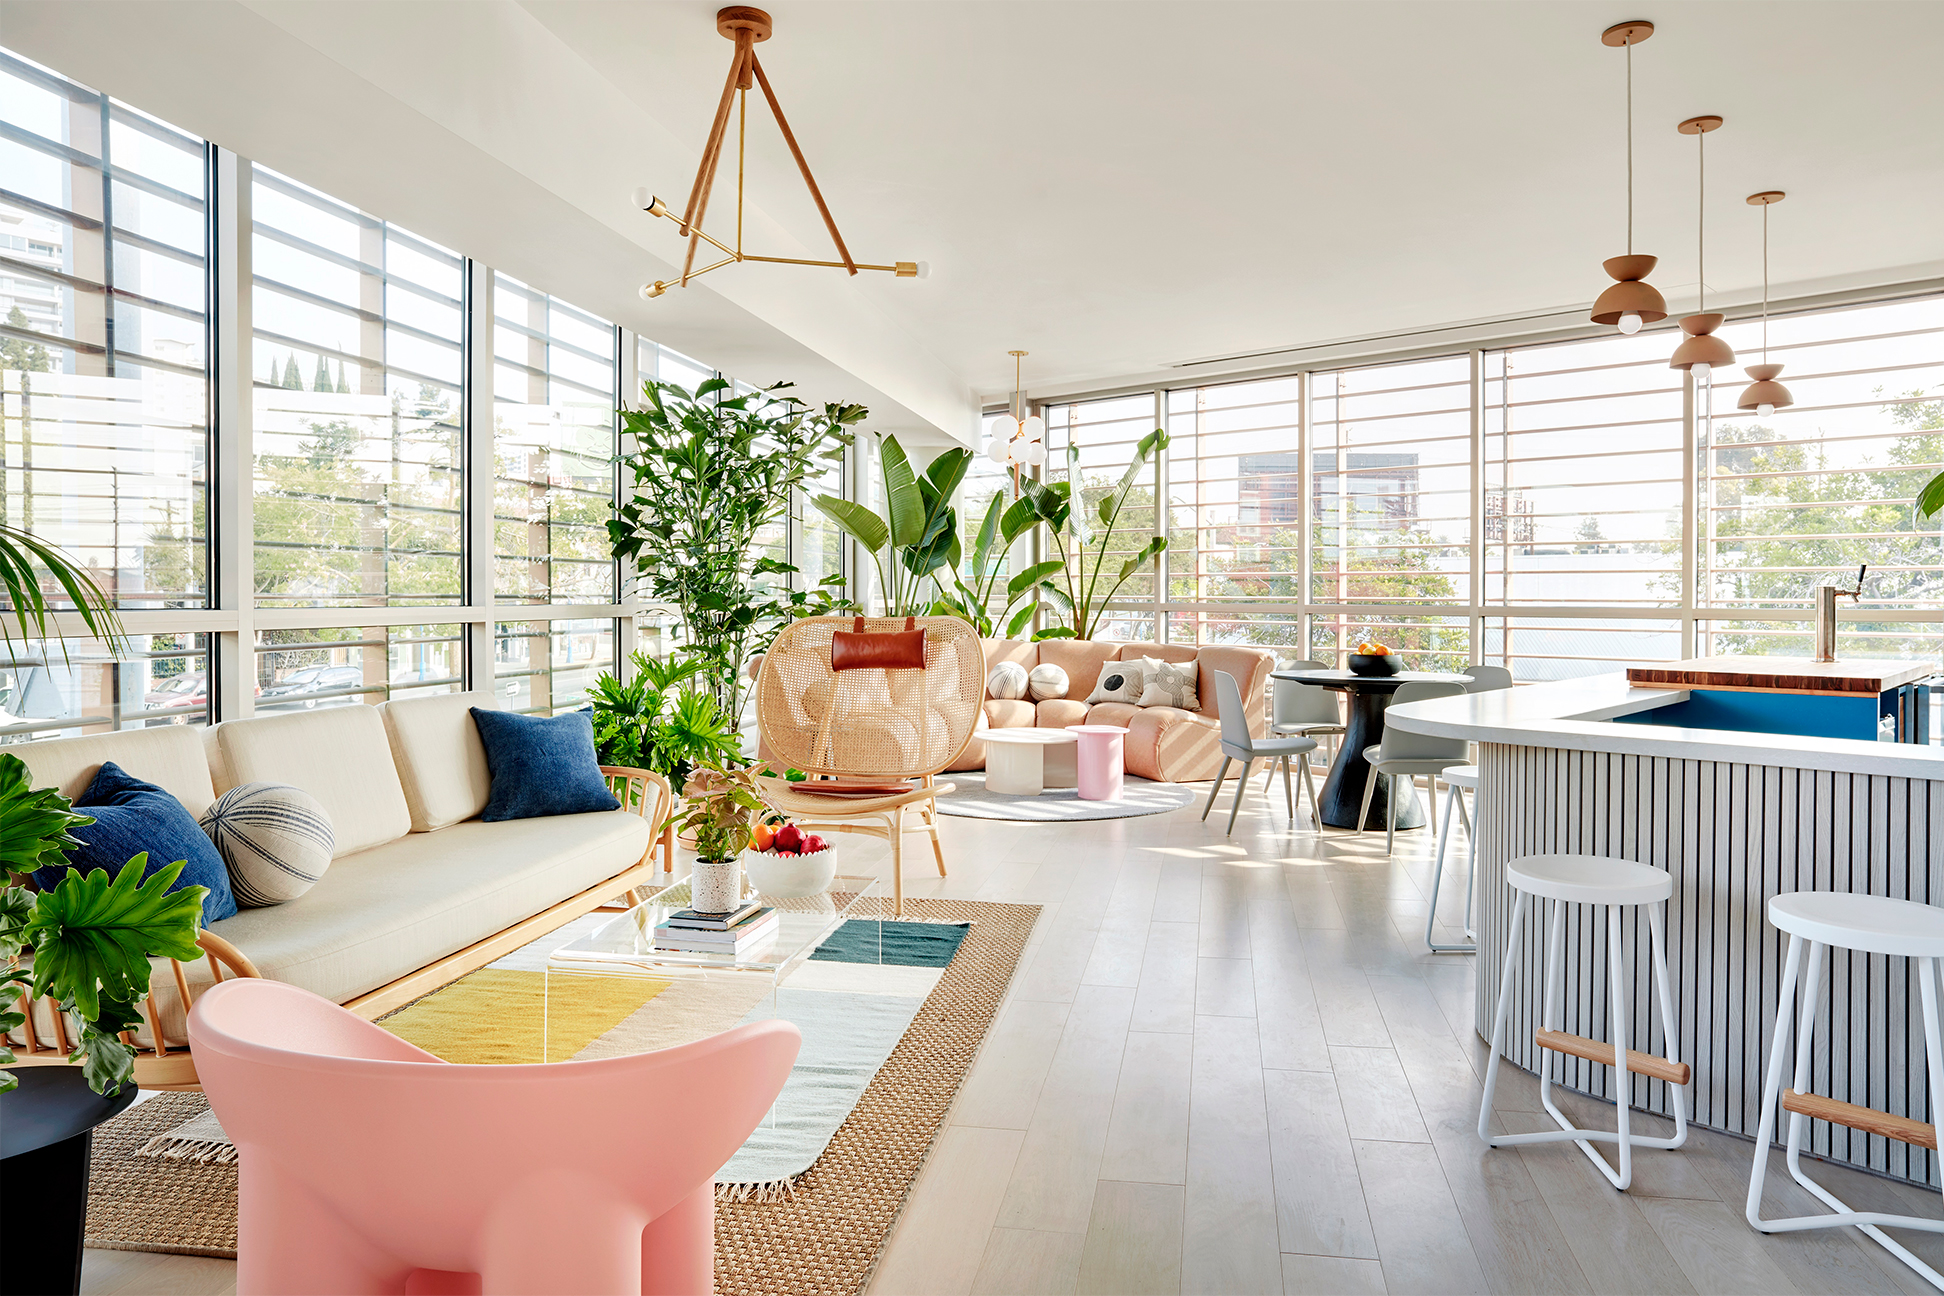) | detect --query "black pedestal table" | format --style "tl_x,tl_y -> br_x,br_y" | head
1,1066 -> 140,1295
1271,669 -> 1473,830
